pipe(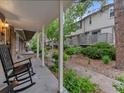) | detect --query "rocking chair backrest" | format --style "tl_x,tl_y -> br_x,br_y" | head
0,45 -> 14,73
